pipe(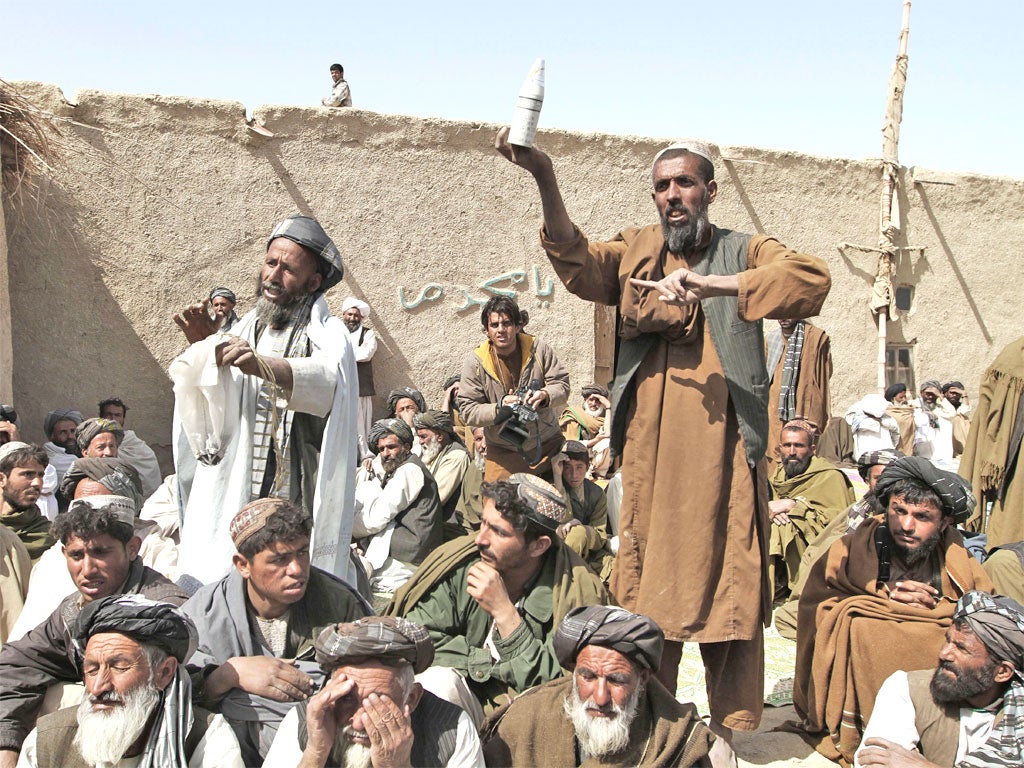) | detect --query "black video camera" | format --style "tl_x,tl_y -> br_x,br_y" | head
0,404 -> 16,424
497,380 -> 542,448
